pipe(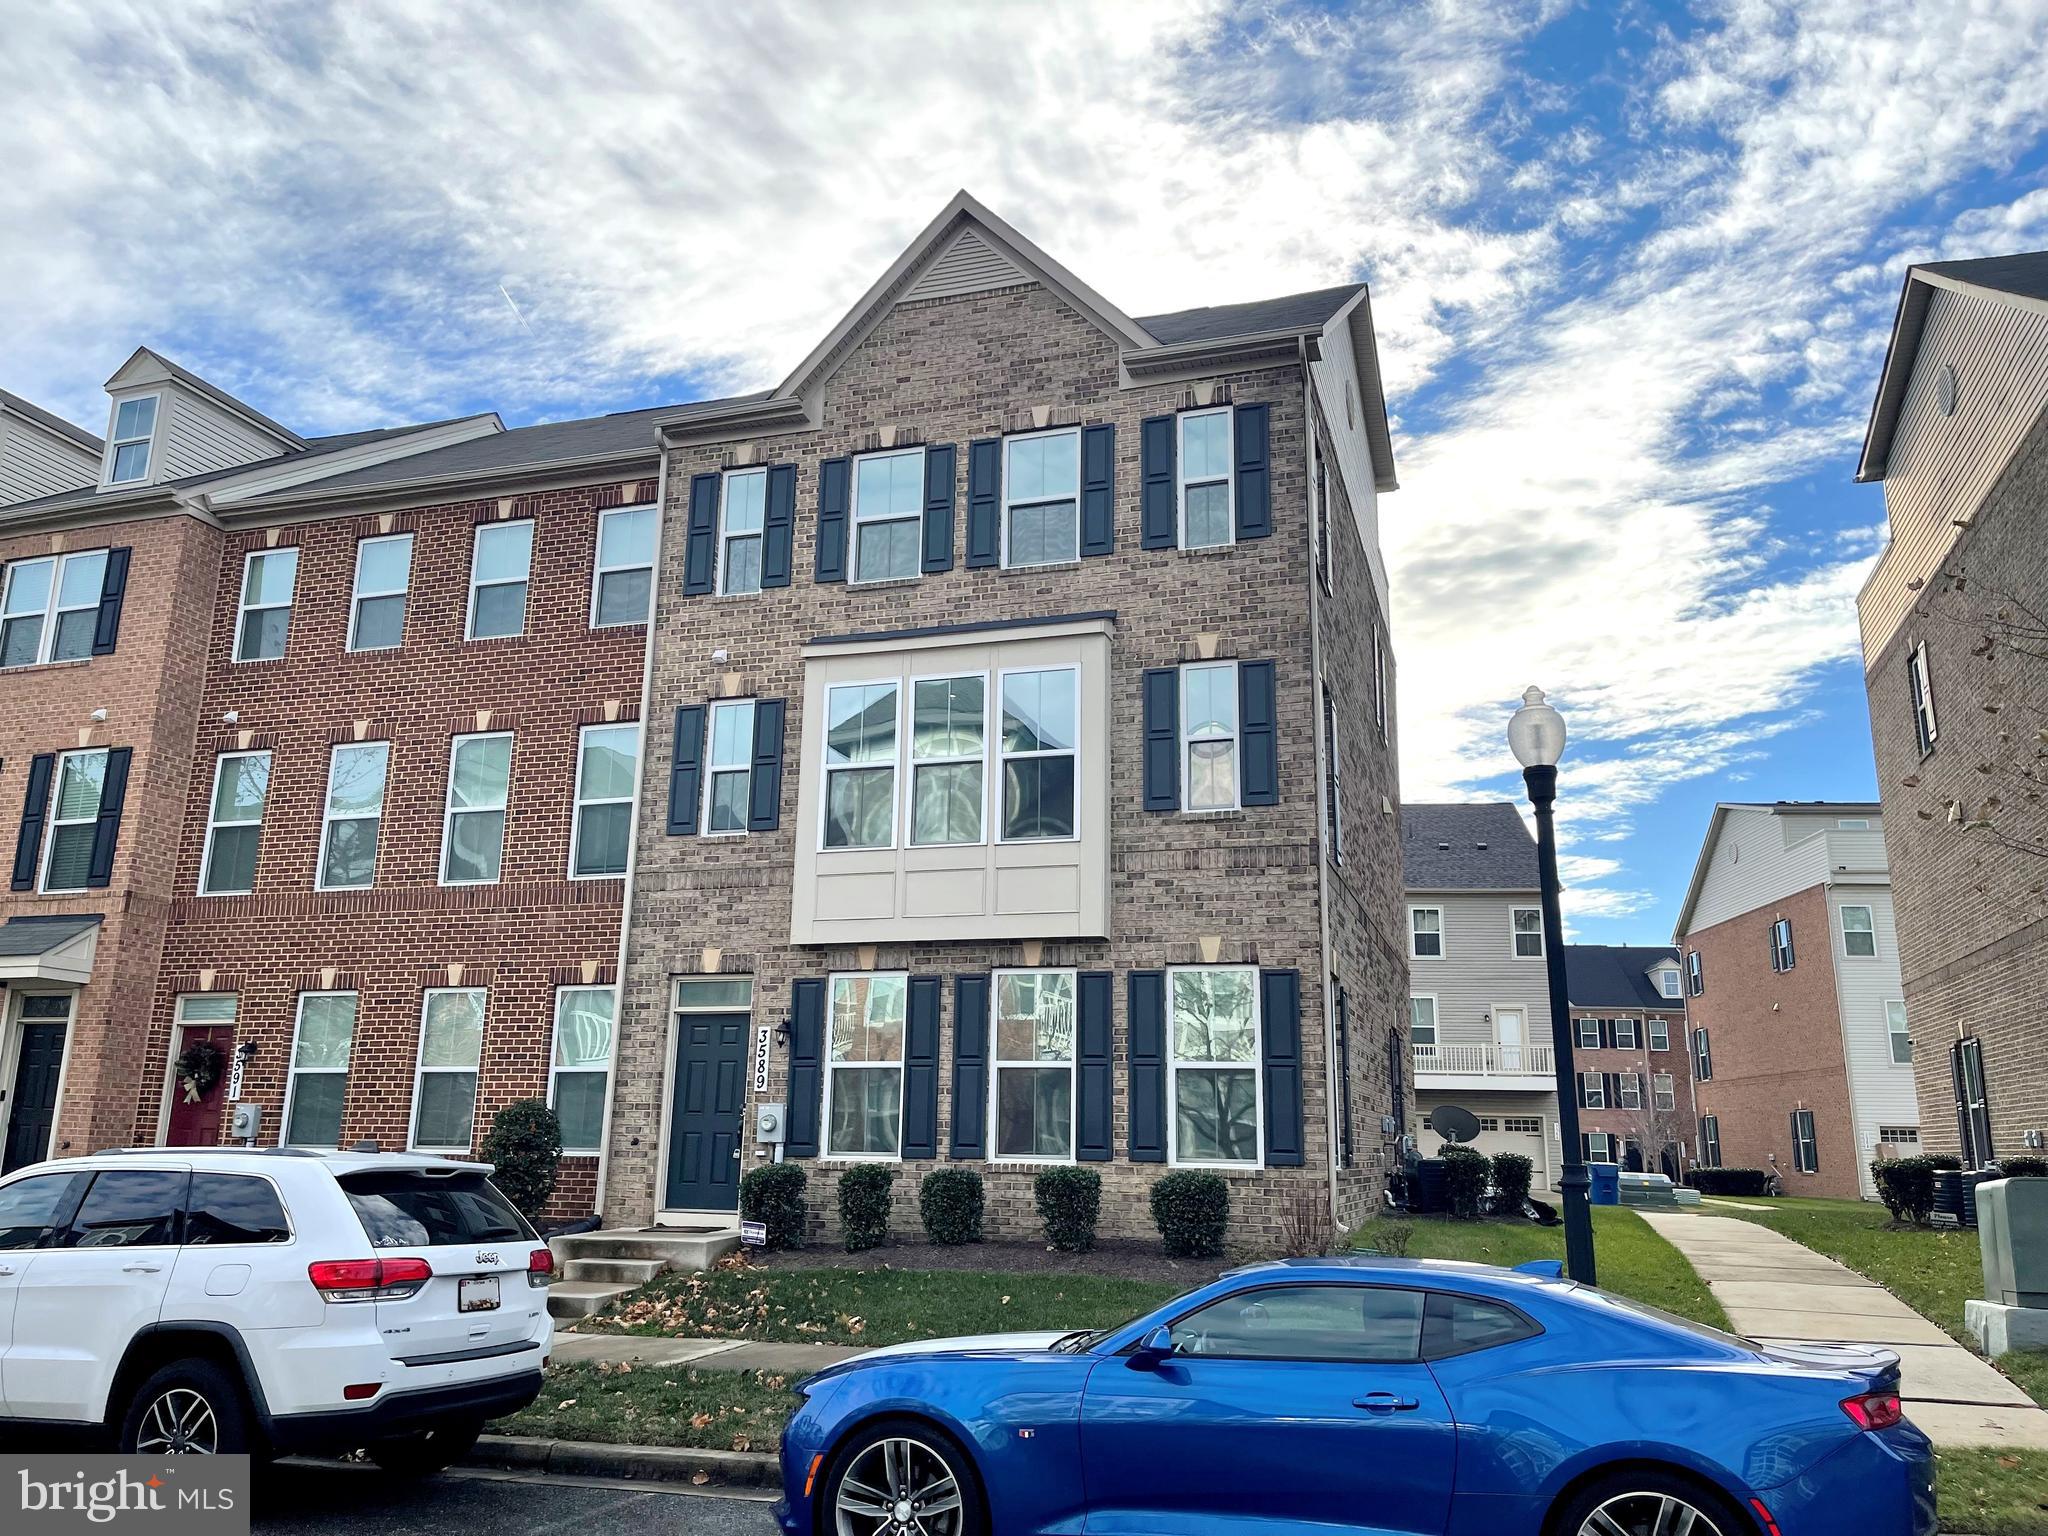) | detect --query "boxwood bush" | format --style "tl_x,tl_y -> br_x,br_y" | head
739,1162 -> 808,1250
1686,1167 -> 1771,1198
1151,1170 -> 1230,1258
838,1163 -> 896,1252
1441,1145 -> 1490,1220
1489,1152 -> 1534,1214
918,1168 -> 984,1246
1035,1167 -> 1101,1252
479,1098 -> 561,1219
1997,1156 -> 2048,1179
